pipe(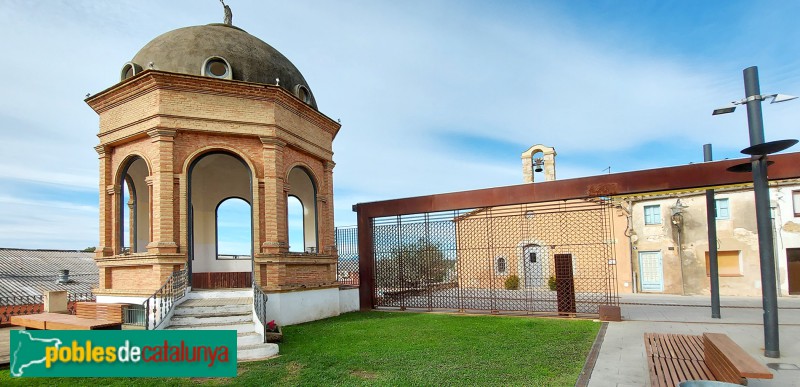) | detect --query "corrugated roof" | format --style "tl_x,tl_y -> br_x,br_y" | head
0,248 -> 98,299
